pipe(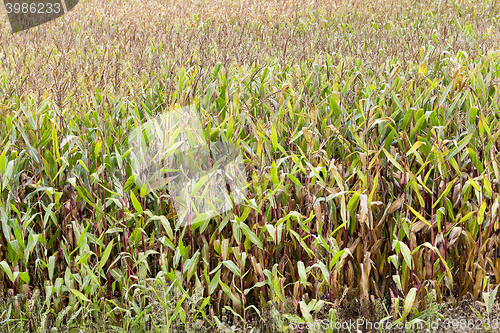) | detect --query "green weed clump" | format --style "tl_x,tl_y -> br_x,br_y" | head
1,0 -> 500,332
